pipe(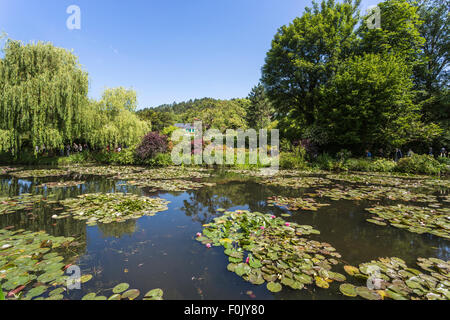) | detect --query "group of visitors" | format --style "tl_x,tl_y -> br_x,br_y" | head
65,142 -> 89,156
365,147 -> 448,161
